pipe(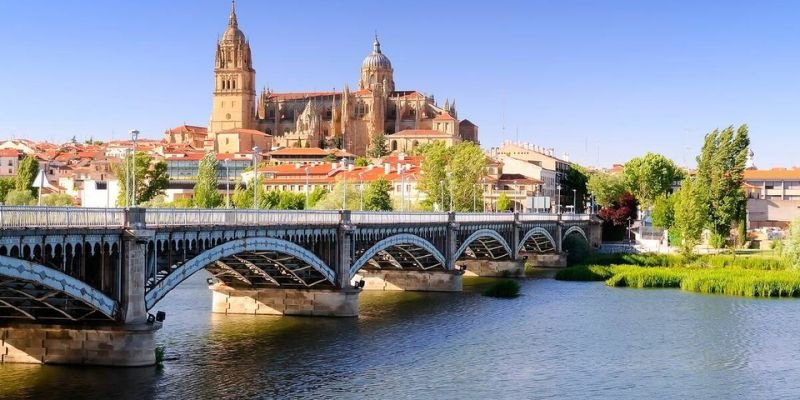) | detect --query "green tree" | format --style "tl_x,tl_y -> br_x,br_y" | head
232,181 -> 253,208
651,195 -> 676,229
695,125 -> 750,240
16,155 -> 39,193
367,134 -> 389,158
564,164 -> 590,213
587,172 -> 625,207
784,218 -> 800,269
496,192 -> 512,212
193,153 -> 222,208
112,152 -> 169,206
312,182 -> 360,210
364,177 -> 393,211
417,141 -> 486,211
307,187 -> 327,208
40,193 -> 74,206
673,177 -> 707,256
354,157 -> 369,167
4,190 -> 35,205
623,153 -> 681,208
0,178 -> 15,203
